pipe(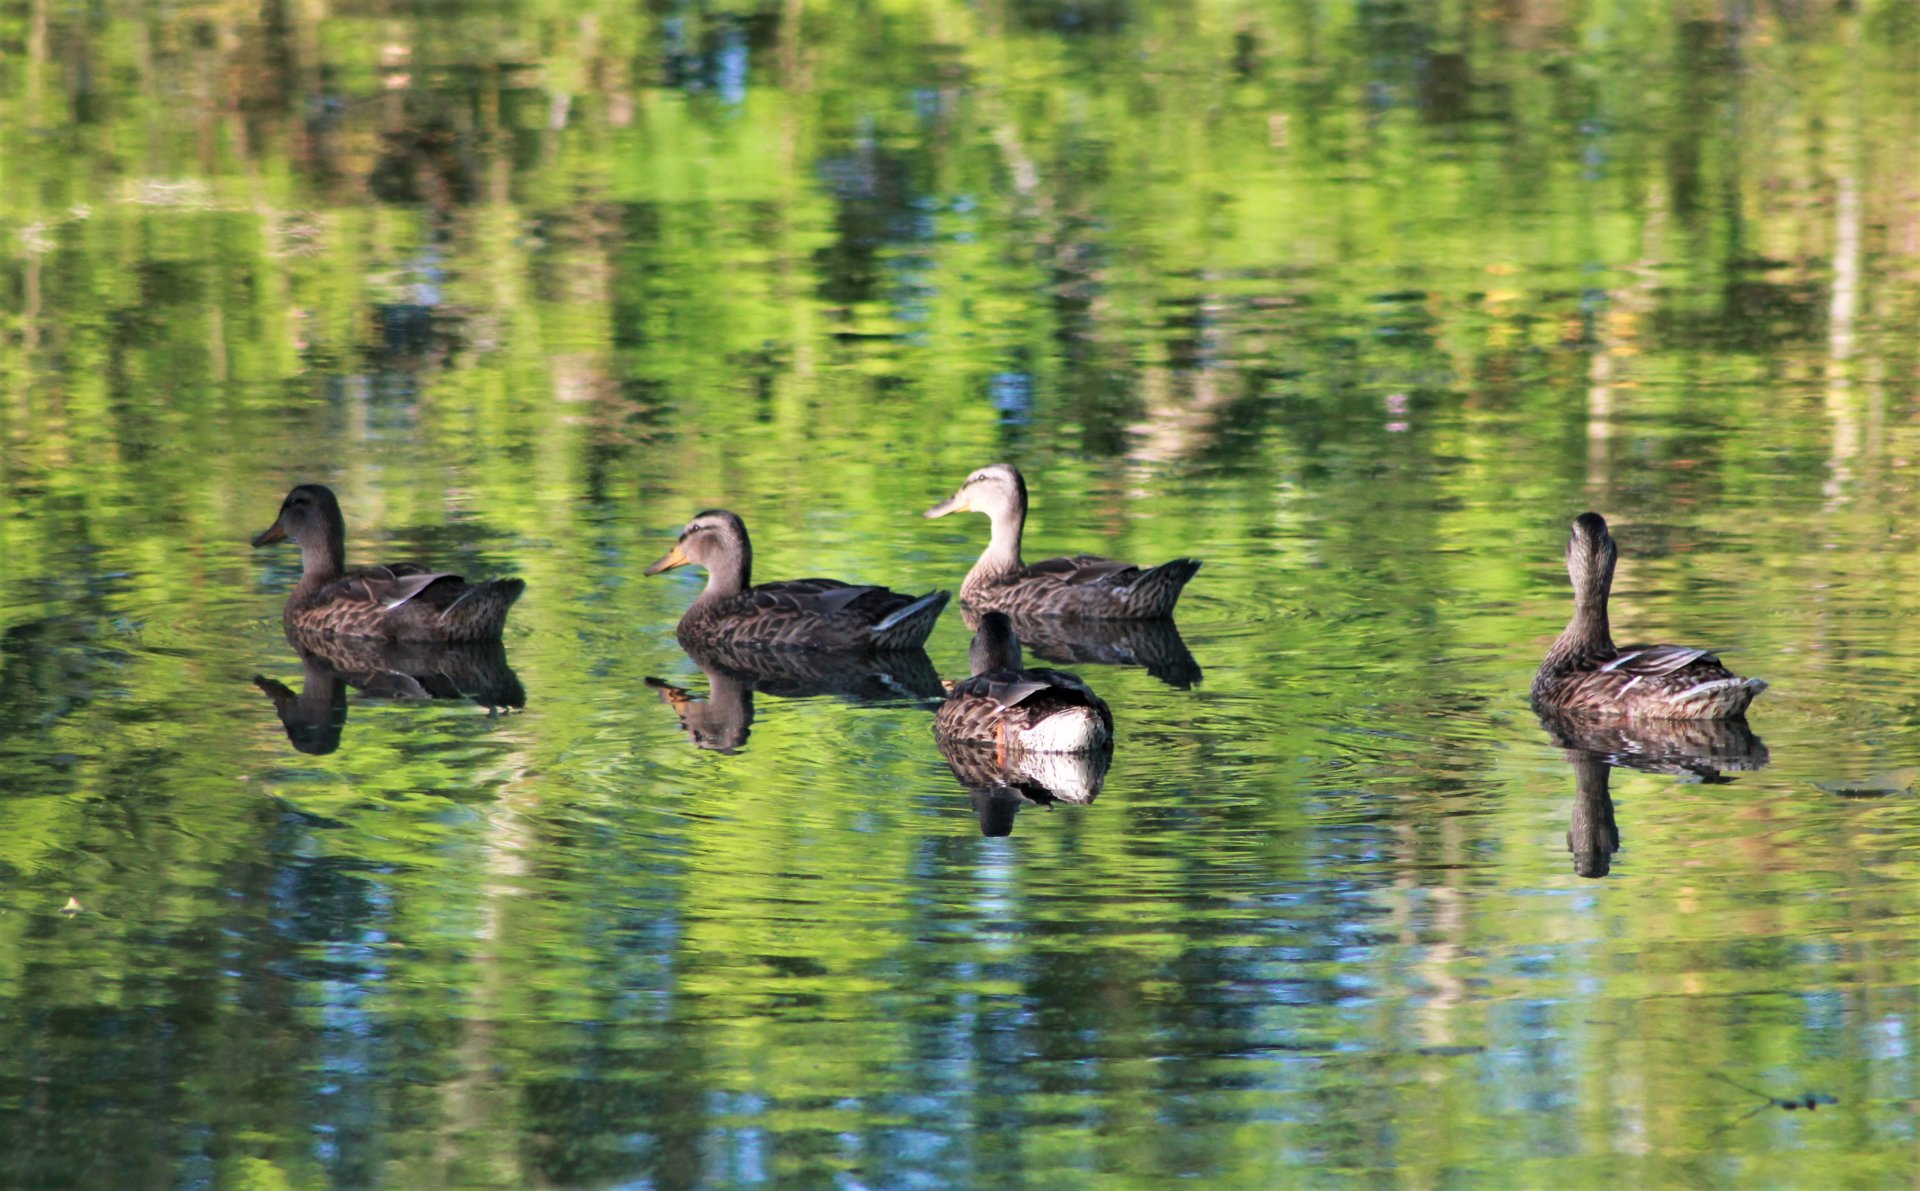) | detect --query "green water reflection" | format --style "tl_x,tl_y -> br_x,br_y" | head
5,0 -> 1920,1186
